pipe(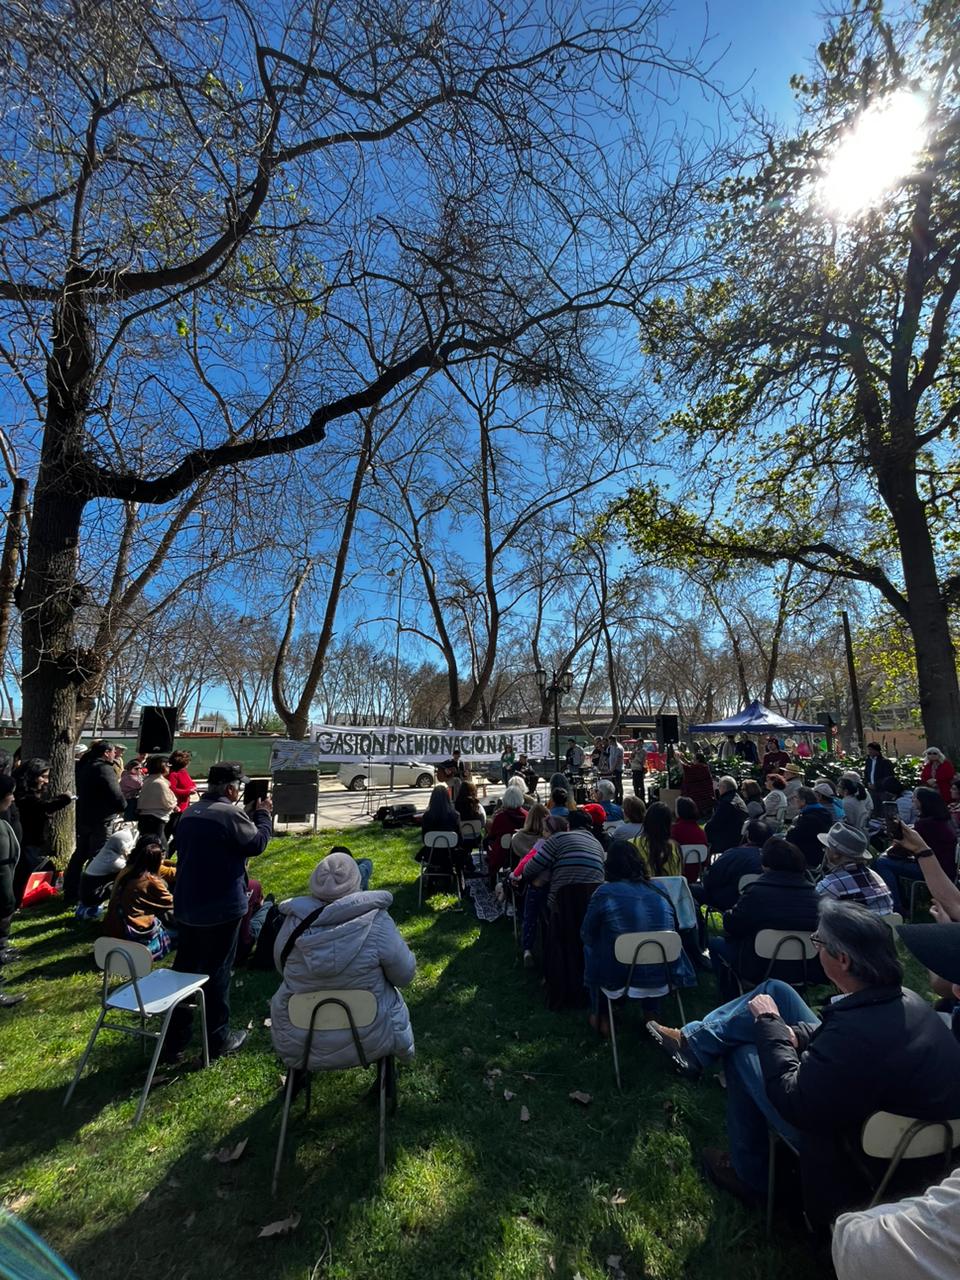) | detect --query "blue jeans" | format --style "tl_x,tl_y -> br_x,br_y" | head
683,979 -> 817,1192
873,856 -> 922,912
356,858 -> 373,891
